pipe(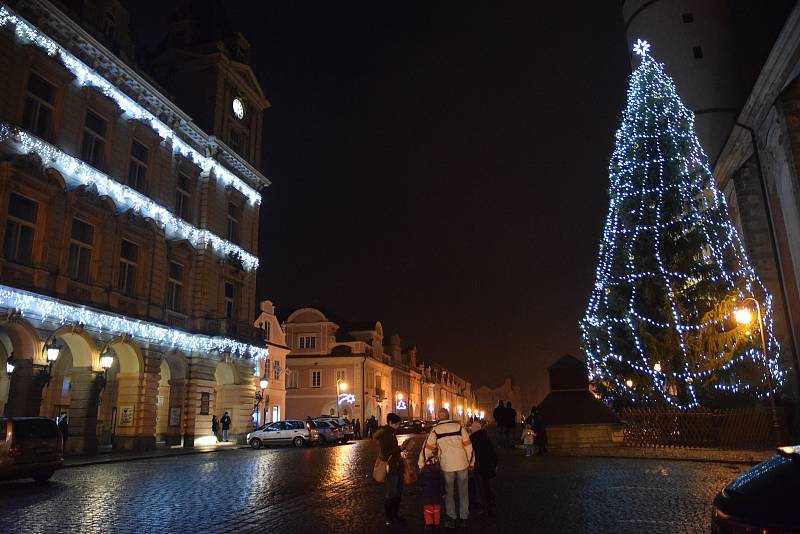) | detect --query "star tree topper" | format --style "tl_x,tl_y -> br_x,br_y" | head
632,38 -> 650,57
